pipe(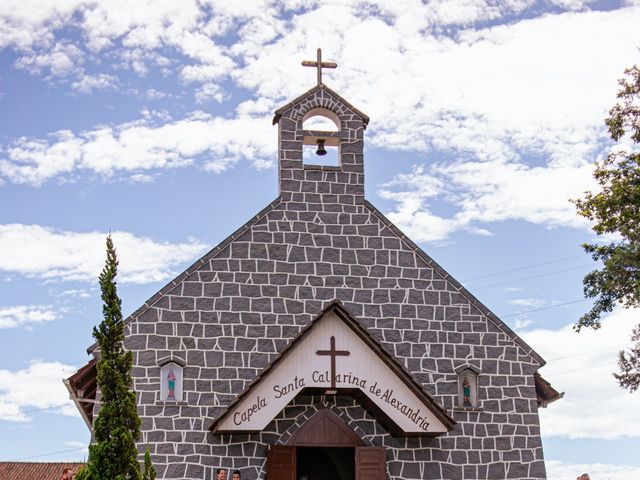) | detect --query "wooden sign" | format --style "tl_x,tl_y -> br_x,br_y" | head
213,310 -> 451,435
